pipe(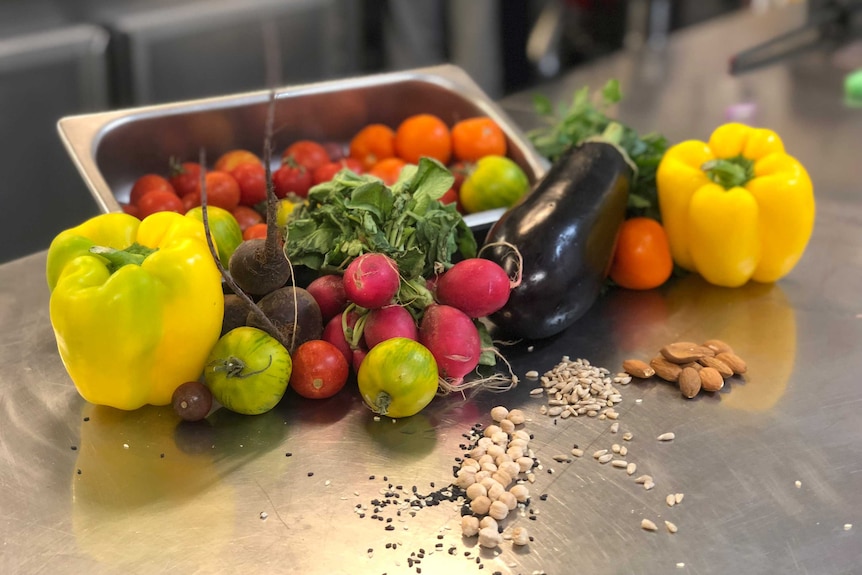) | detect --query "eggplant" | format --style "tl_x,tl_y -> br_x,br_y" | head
480,140 -> 632,340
